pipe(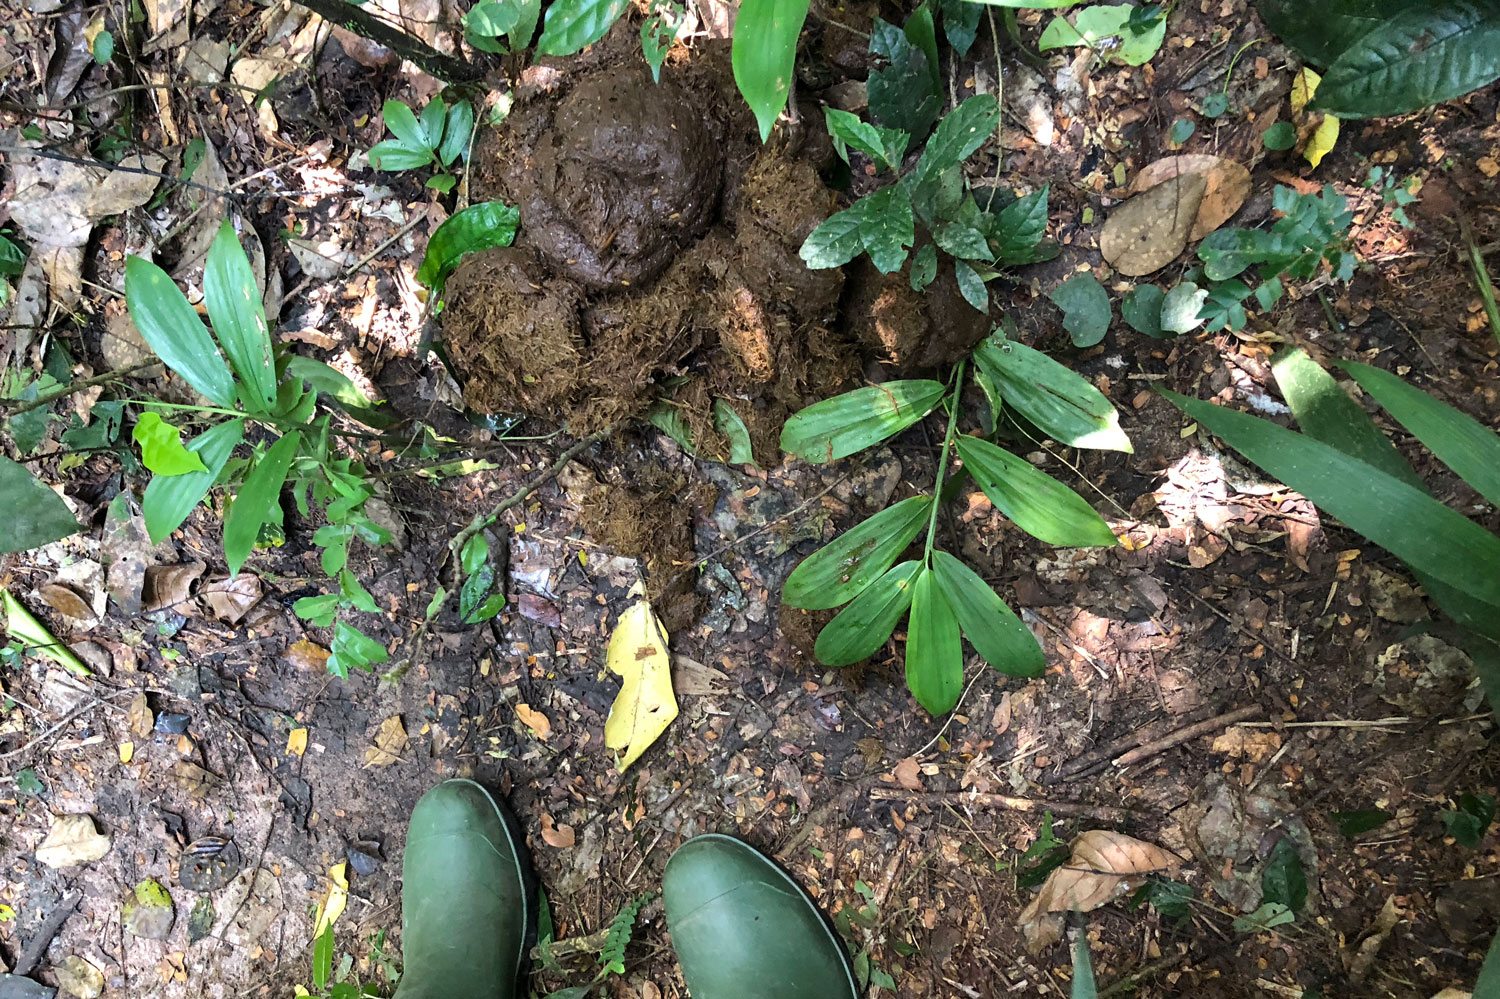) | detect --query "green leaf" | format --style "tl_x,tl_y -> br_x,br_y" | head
930,551 -> 1043,676
973,339 -> 1133,452
133,412 -> 209,476
466,0 -> 522,42
1130,878 -> 1194,920
799,186 -> 915,274
142,418 -> 245,544
339,569 -> 379,613
1443,792 -> 1496,847
712,399 -> 757,465
223,431 -> 301,576
1333,809 -> 1393,837
990,186 -> 1053,266
1476,930 -> 1500,999
824,108 -> 909,171
293,593 -> 340,627
1338,360 -> 1500,508
1049,272 -> 1111,347
328,620 -> 389,677
1233,901 -> 1295,933
1121,284 -> 1165,336
1201,91 -> 1230,118
815,560 -> 921,666
909,242 -> 938,291
535,0 -> 630,55
203,221 -> 278,410
0,455 -> 80,552
284,356 -> 392,427
1160,390 -> 1500,608
868,18 -> 942,140
1272,349 -> 1420,486
1160,281 -> 1207,334
416,201 -> 521,296
938,0 -> 982,54
0,233 -> 26,275
438,100 -> 475,167
962,0 -> 1080,6
313,926 -> 334,990
1262,121 -> 1297,150
956,436 -> 1118,547
92,29 -> 113,64
2,590 -> 88,675
732,0 -> 811,142
642,7 -> 674,82
418,97 -> 447,151
1255,0 -> 1403,66
906,568 -> 963,715
368,141 -> 436,171
1260,839 -> 1307,912
124,256 -> 237,407
954,260 -> 988,312
780,379 -> 945,462
911,94 -> 999,189
381,100 -> 428,149
1039,4 -> 1165,64
1169,118 -> 1196,144
782,494 -> 932,609
1312,1 -> 1500,117
647,402 -> 695,453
